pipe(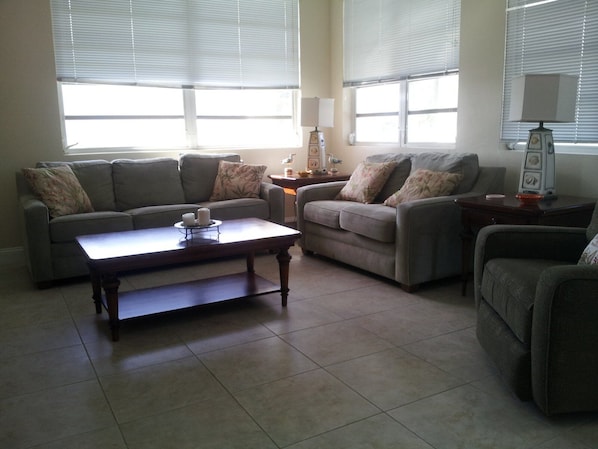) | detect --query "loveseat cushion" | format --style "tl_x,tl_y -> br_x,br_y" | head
127,204 -> 200,230
480,258 -> 565,345
303,200 -> 348,229
339,204 -> 396,243
180,153 -> 241,203
37,160 -> 116,211
411,152 -> 479,194
201,198 -> 270,221
112,158 -> 185,210
49,211 -> 133,243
